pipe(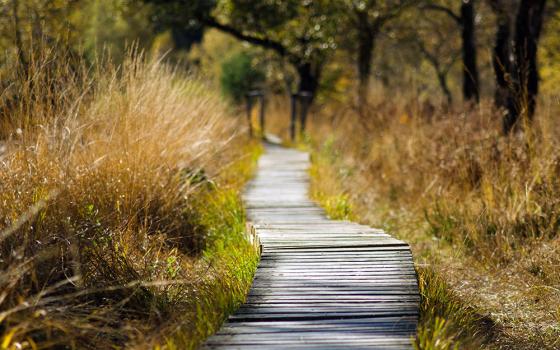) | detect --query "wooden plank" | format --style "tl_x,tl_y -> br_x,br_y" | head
216,326 -> 415,336
227,312 -> 418,322
204,345 -> 413,350
258,256 -> 414,261
262,250 -> 411,260
207,333 -> 415,343
204,345 -> 412,350
255,269 -> 417,274
219,316 -> 417,327
245,297 -> 421,303
227,317 -> 416,324
247,289 -> 419,295
256,263 -> 415,269
259,255 -> 413,259
260,244 -> 410,250
235,304 -> 419,312
260,247 -> 411,252
255,270 -> 418,275
252,278 -> 419,283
